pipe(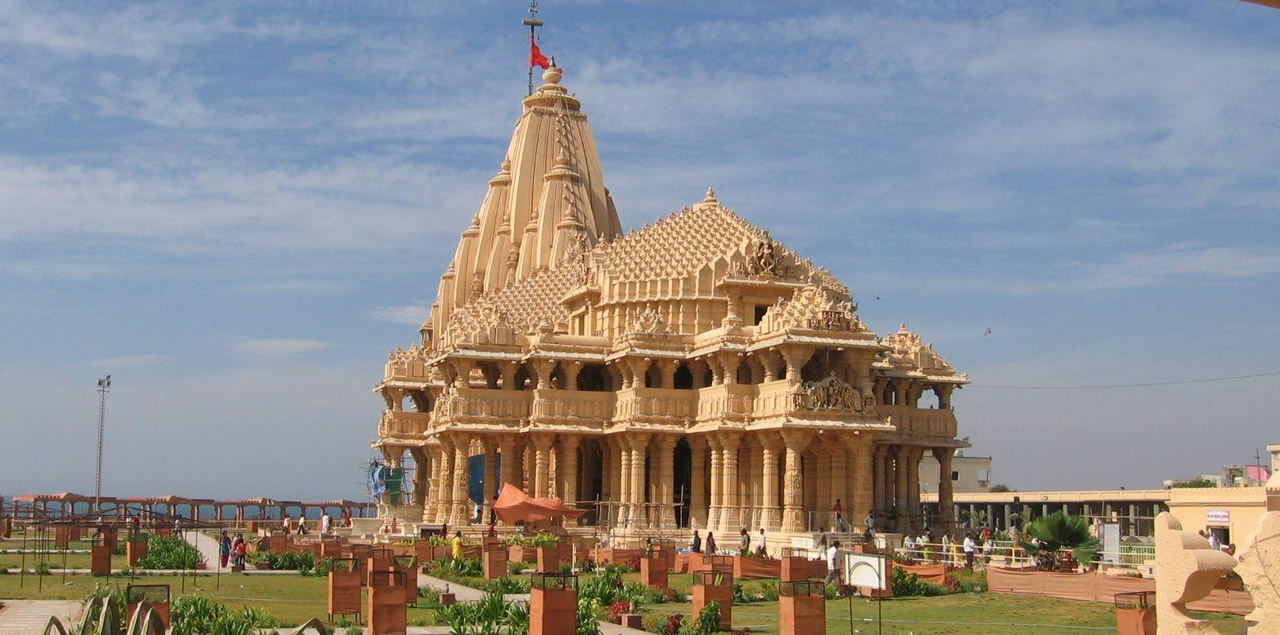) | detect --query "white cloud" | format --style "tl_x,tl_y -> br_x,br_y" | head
231,338 -> 332,356
371,304 -> 431,327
